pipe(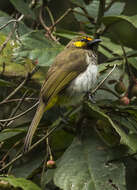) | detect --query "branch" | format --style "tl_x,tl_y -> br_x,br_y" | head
0,101 -> 39,122
4,91 -> 29,127
95,0 -> 106,37
92,64 -> 116,94
39,6 -> 60,44
0,97 -> 37,105
0,108 -> 77,171
0,15 -> 24,54
105,0 -> 116,11
1,66 -> 39,104
50,8 -> 72,32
